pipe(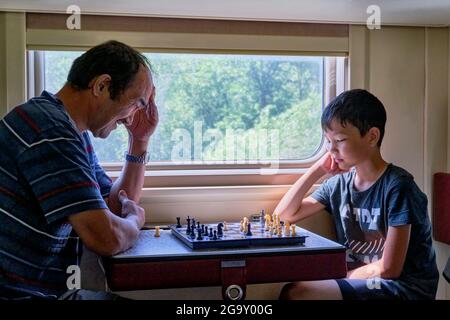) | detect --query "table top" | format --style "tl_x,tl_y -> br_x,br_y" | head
110,227 -> 346,262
